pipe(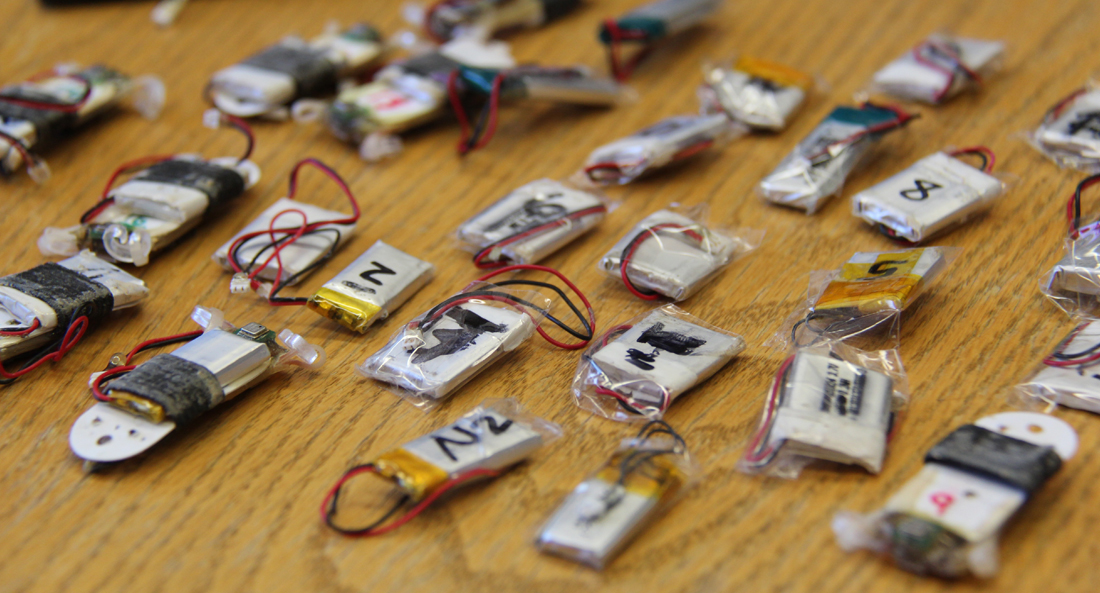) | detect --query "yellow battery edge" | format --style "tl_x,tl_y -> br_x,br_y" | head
594,451 -> 686,501
307,287 -> 382,334
372,448 -> 451,502
734,56 -> 813,90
